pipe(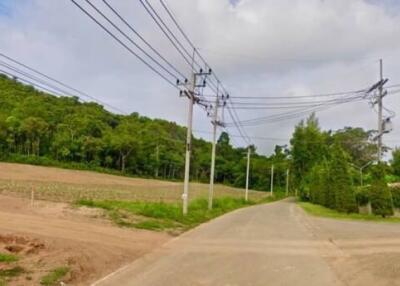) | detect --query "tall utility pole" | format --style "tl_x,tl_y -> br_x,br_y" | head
377,59 -> 383,162
181,49 -> 211,215
182,70 -> 195,215
181,48 -> 197,216
286,168 -> 289,196
208,86 -> 220,210
245,147 -> 251,201
270,165 -> 274,196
